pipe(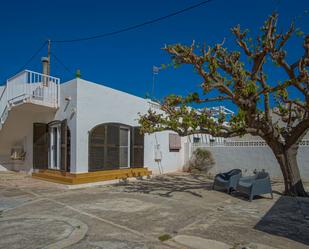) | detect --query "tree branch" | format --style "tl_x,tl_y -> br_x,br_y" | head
286,117 -> 309,148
